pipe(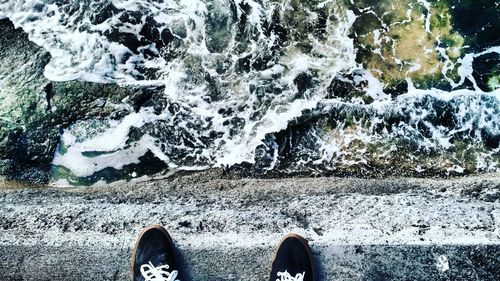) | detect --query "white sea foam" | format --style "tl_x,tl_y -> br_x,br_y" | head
311,88 -> 500,174
53,108 -> 175,177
